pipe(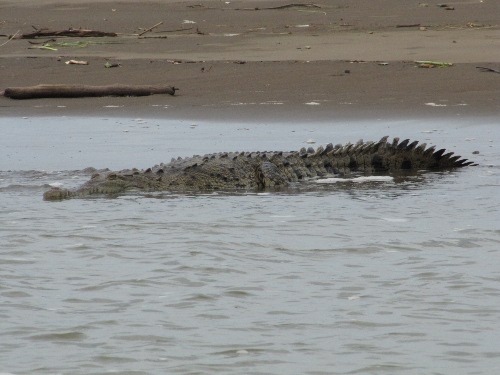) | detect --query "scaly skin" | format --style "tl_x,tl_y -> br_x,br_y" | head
43,136 -> 476,200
